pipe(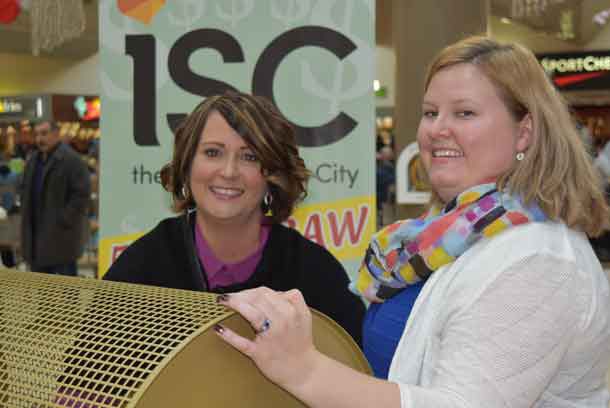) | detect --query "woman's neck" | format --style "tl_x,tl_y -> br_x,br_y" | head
196,212 -> 264,263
